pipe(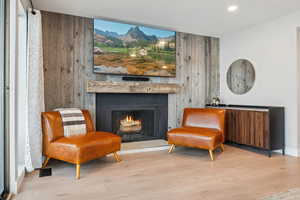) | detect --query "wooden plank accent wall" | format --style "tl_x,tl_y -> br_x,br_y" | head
167,33 -> 219,128
42,11 -> 96,119
42,11 -> 219,129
